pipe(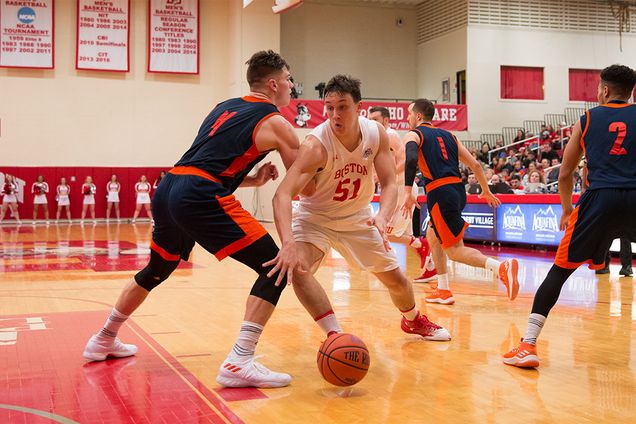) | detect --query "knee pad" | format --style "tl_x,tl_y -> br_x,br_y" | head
134,250 -> 180,291
249,265 -> 287,305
